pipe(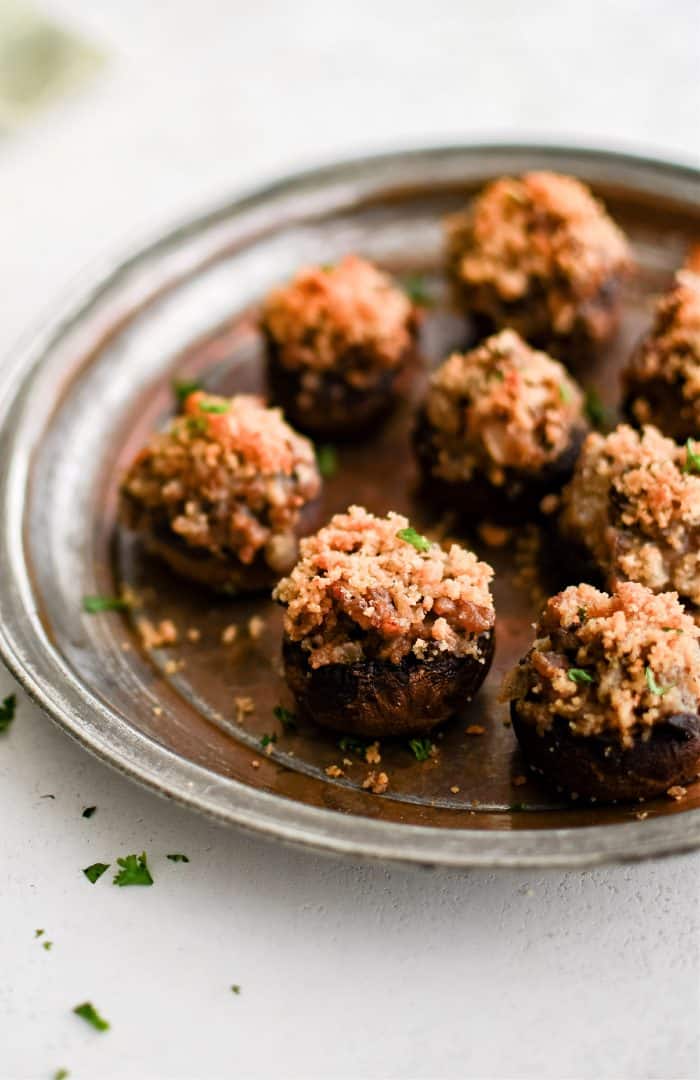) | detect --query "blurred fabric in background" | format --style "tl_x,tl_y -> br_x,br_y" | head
0,0 -> 101,127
